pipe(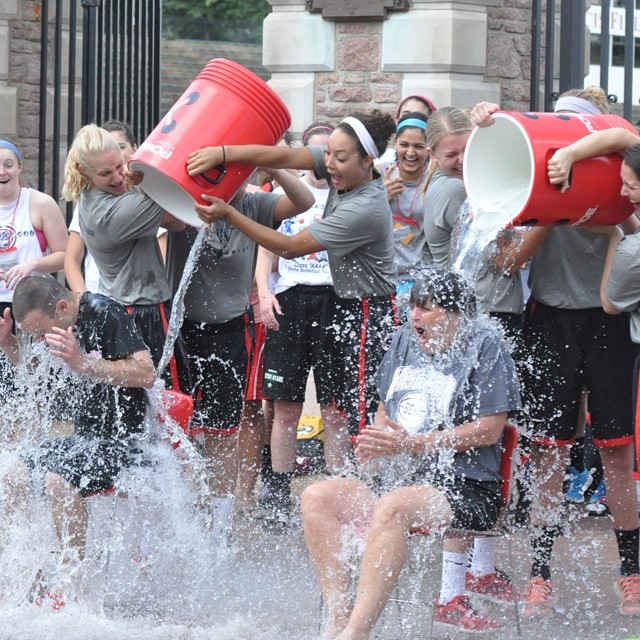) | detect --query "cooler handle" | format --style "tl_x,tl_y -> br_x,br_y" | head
200,164 -> 227,185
